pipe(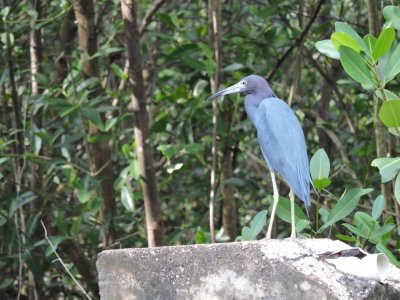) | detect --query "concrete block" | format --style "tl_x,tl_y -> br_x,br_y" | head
96,239 -> 400,299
